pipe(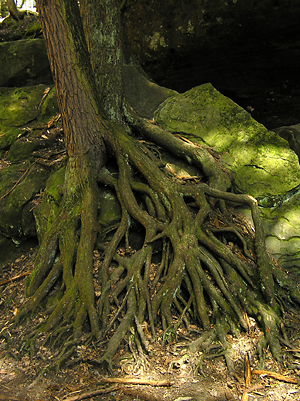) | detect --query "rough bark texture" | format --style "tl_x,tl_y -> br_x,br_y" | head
6,0 -> 22,20
13,0 -> 300,372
